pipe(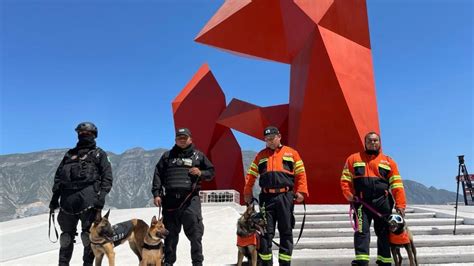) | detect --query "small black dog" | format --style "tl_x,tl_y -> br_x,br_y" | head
387,214 -> 418,266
